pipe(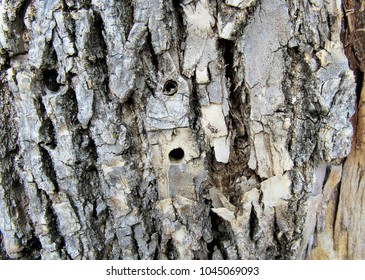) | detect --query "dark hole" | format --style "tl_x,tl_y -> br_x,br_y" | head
169,148 -> 184,161
43,69 -> 60,92
163,80 -> 178,96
